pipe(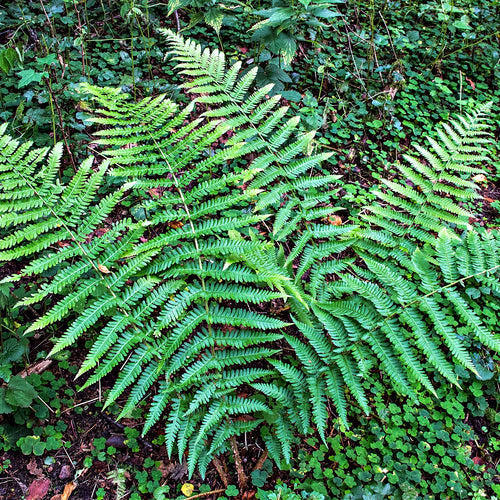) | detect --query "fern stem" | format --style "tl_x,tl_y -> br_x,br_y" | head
362,262 -> 500,345
402,263 -> 500,311
230,434 -> 248,491
147,134 -> 215,347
